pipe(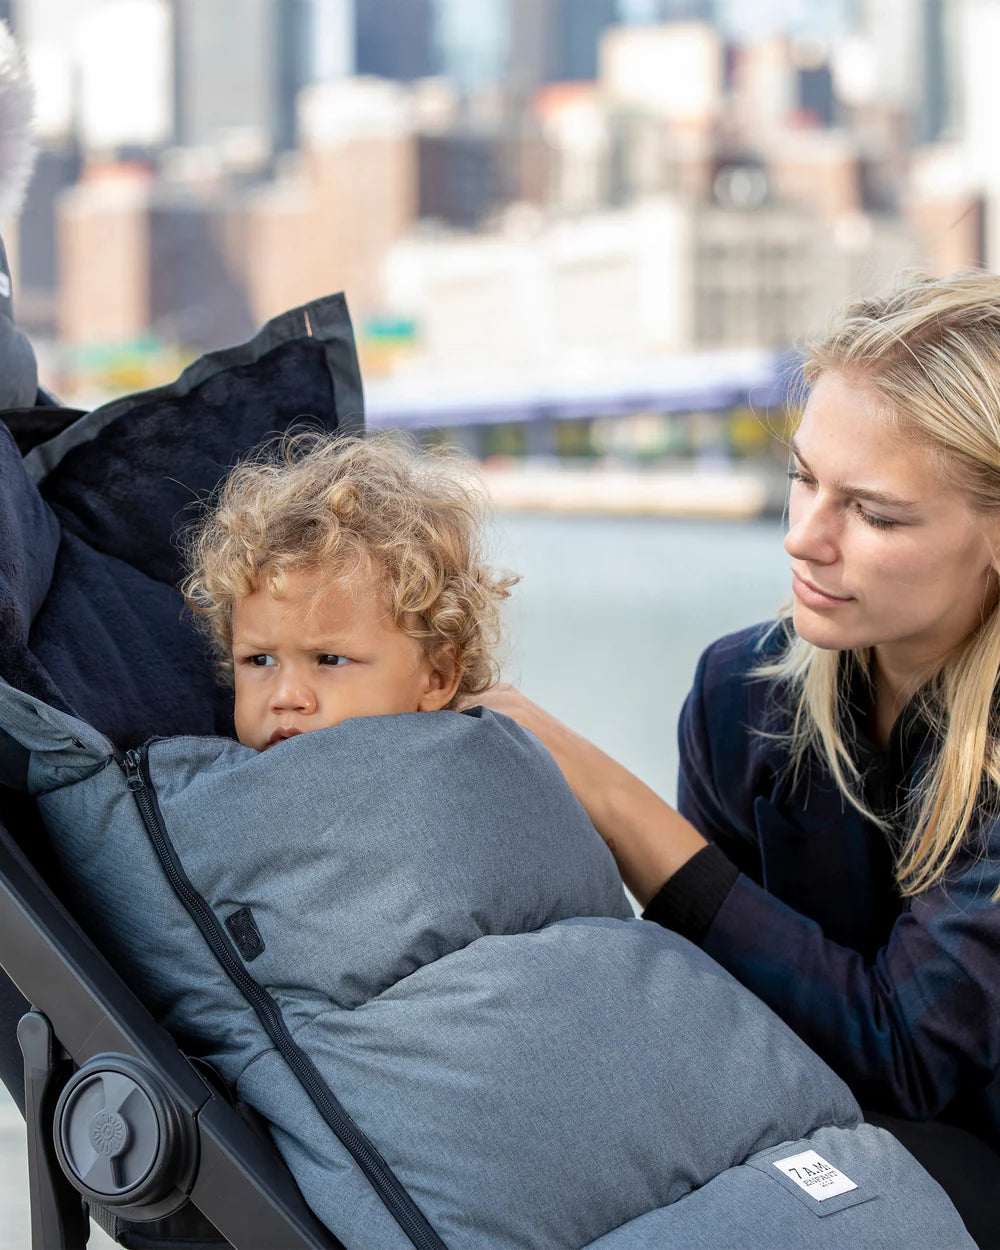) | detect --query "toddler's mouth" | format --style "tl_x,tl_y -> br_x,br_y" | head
268,727 -> 301,746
